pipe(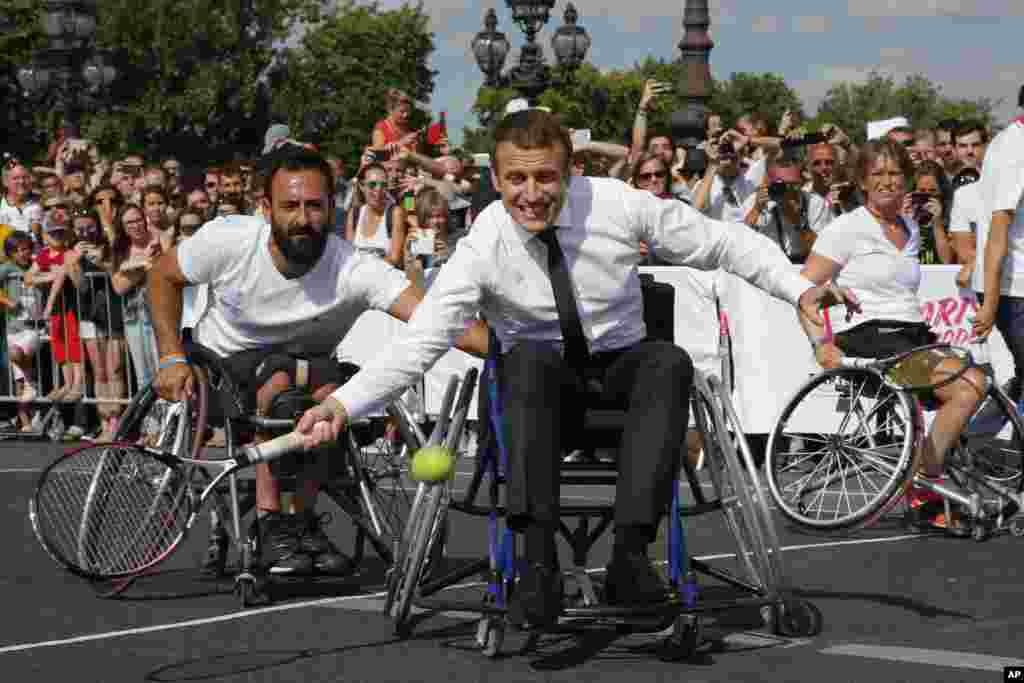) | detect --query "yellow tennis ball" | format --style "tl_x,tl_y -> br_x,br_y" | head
410,445 -> 456,482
